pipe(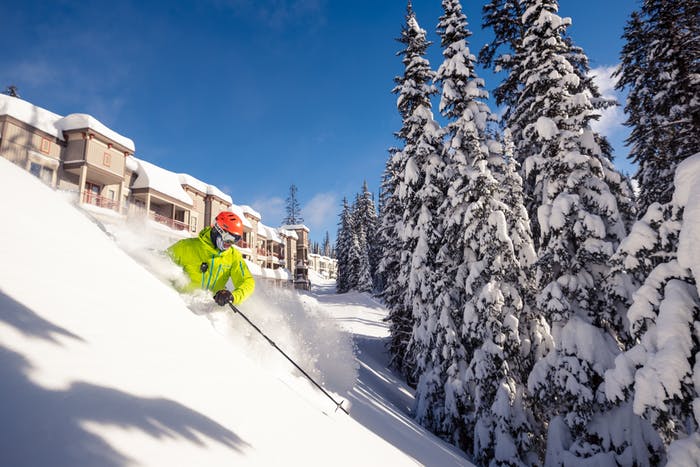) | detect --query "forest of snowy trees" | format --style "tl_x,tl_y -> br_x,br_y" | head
335,0 -> 699,464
